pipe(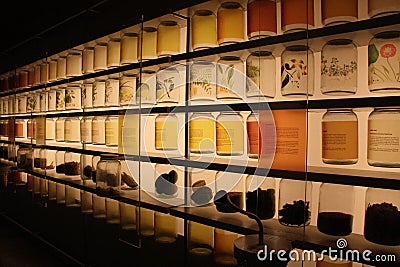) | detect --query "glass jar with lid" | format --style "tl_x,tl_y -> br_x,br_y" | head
66,49 -> 82,77
46,118 -> 55,140
105,115 -> 119,147
245,175 -> 276,220
105,76 -> 120,106
33,148 -> 41,169
139,27 -> 158,60
322,108 -> 358,165
39,89 -> 48,112
189,168 -> 215,207
214,171 -> 244,213
190,60 -> 217,101
96,153 -> 121,197
246,112 -> 260,159
367,107 -> 400,167
246,50 -> 276,99
278,179 -> 312,227
216,111 -> 244,156
81,154 -> 93,181
281,0 -> 314,33
56,55 -> 67,80
15,119 -> 25,138
107,38 -> 121,68
80,116 -> 93,144
64,152 -> 81,177
156,65 -> 182,104
55,150 -> 65,174
157,20 -> 180,57
92,78 -> 106,107
82,80 -> 94,108
281,45 -> 314,97
119,72 -> 136,106
189,112 -> 215,154
64,117 -> 80,143
247,0 -> 277,39
49,58 -> 57,82
191,9 -> 217,51
19,69 -> 29,88
40,61 -> 49,84
317,183 -> 355,236
120,32 -> 138,64
155,113 -> 178,151
56,86 -> 66,111
368,0 -> 400,18
364,187 -> 400,246
216,55 -> 244,100
92,116 -> 106,145
65,84 -> 81,110
27,118 -> 35,139
47,87 -> 56,111
321,0 -> 358,26
94,42 -> 108,71
217,1 -> 245,45
18,93 -> 27,114
321,39 -> 357,95
17,144 -> 33,170
28,66 -> 35,87
26,92 -> 39,113
368,31 -> 400,92
34,64 -> 41,85
136,70 -> 156,105
82,45 -> 95,74
55,117 -> 65,142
